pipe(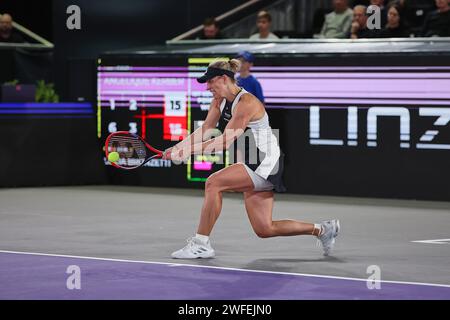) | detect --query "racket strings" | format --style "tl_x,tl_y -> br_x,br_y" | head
107,134 -> 147,167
